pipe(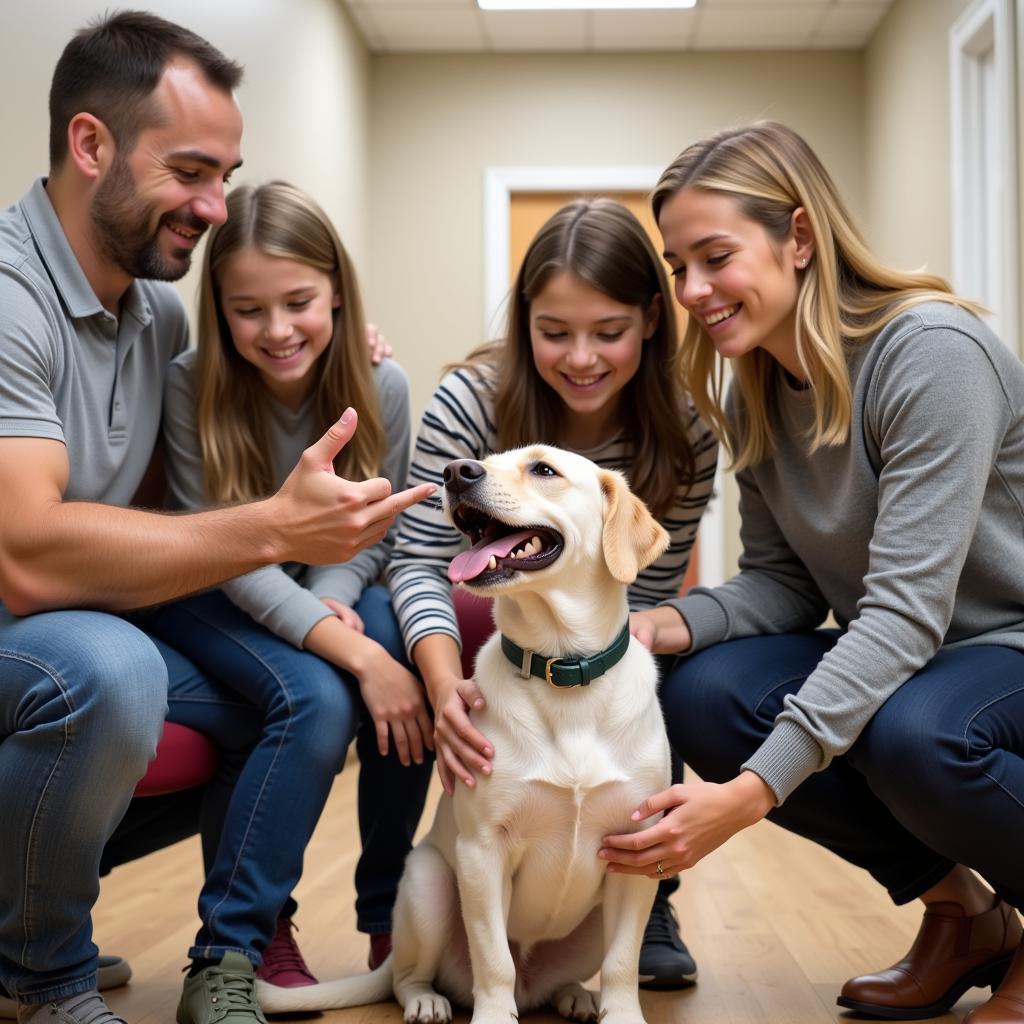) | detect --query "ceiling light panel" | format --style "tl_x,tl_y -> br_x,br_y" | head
479,0 -> 695,10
